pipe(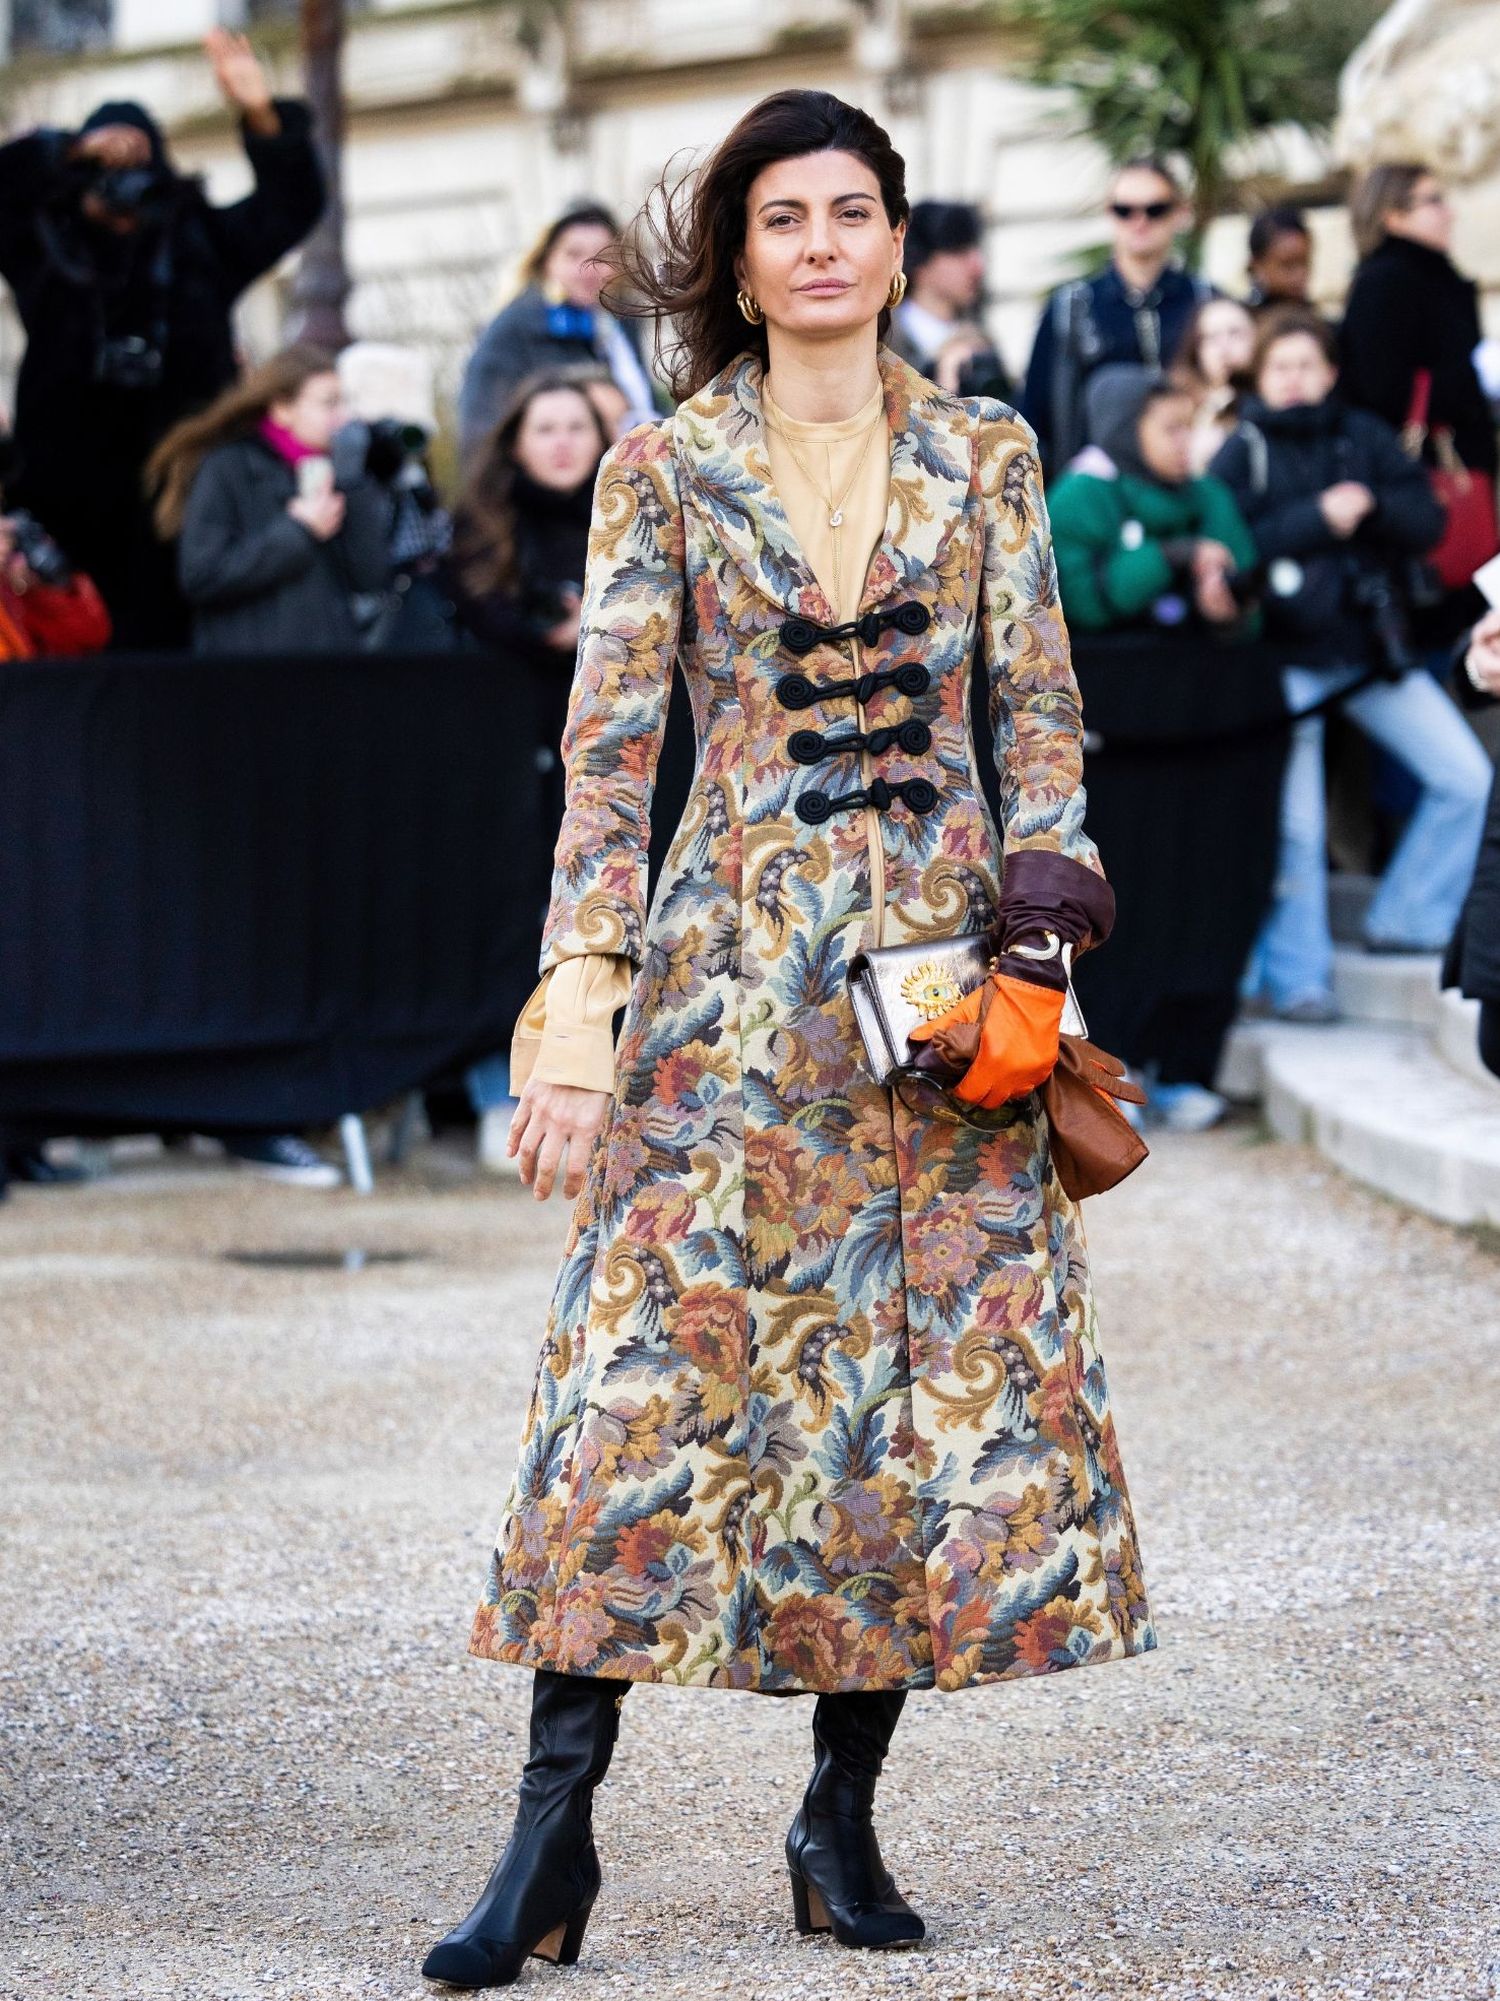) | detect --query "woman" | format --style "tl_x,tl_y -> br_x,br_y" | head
1340,164 -> 1497,497
457,202 -> 657,464
1172,294 -> 1257,474
446,372 -> 610,1172
1210,309 -> 1489,1020
1245,205 -> 1313,313
423,89 -> 1156,1988
150,344 -> 388,658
